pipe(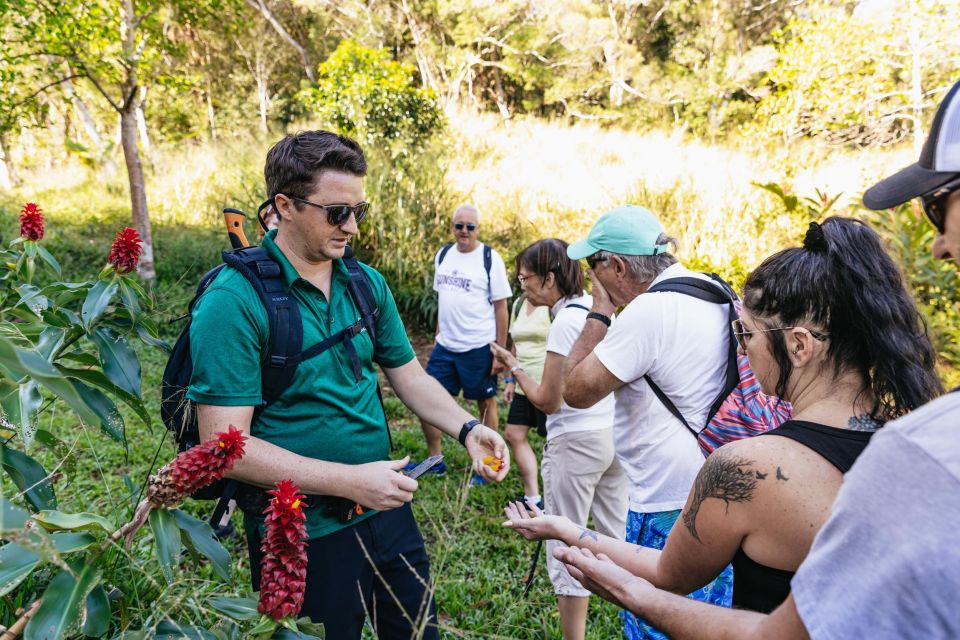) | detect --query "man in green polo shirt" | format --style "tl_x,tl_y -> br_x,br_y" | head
187,130 -> 510,639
